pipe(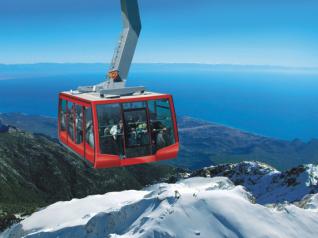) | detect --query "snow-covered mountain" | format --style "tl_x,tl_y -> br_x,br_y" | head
2,169 -> 318,238
191,161 -> 318,204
